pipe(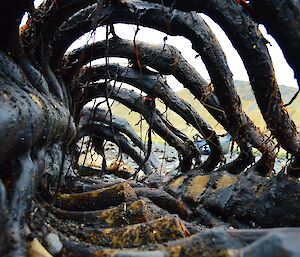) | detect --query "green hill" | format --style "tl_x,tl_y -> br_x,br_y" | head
110,81 -> 300,142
